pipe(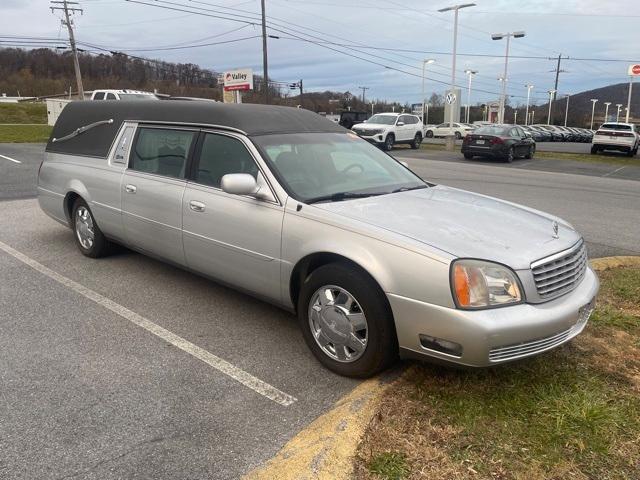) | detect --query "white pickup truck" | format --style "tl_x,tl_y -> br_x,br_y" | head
591,122 -> 639,156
